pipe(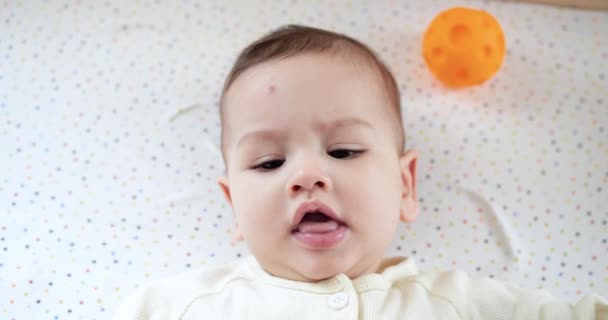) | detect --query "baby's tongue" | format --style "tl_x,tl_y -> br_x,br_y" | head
297,219 -> 340,233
